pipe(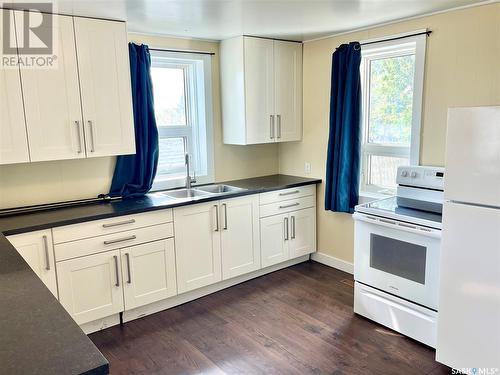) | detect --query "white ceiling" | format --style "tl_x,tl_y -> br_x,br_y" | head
11,0 -> 489,41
